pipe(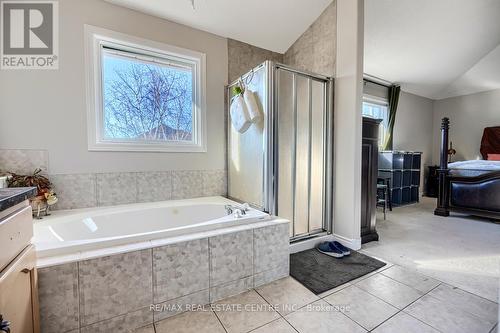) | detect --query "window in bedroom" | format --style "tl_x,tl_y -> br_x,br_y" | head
85,26 -> 206,152
362,98 -> 389,148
